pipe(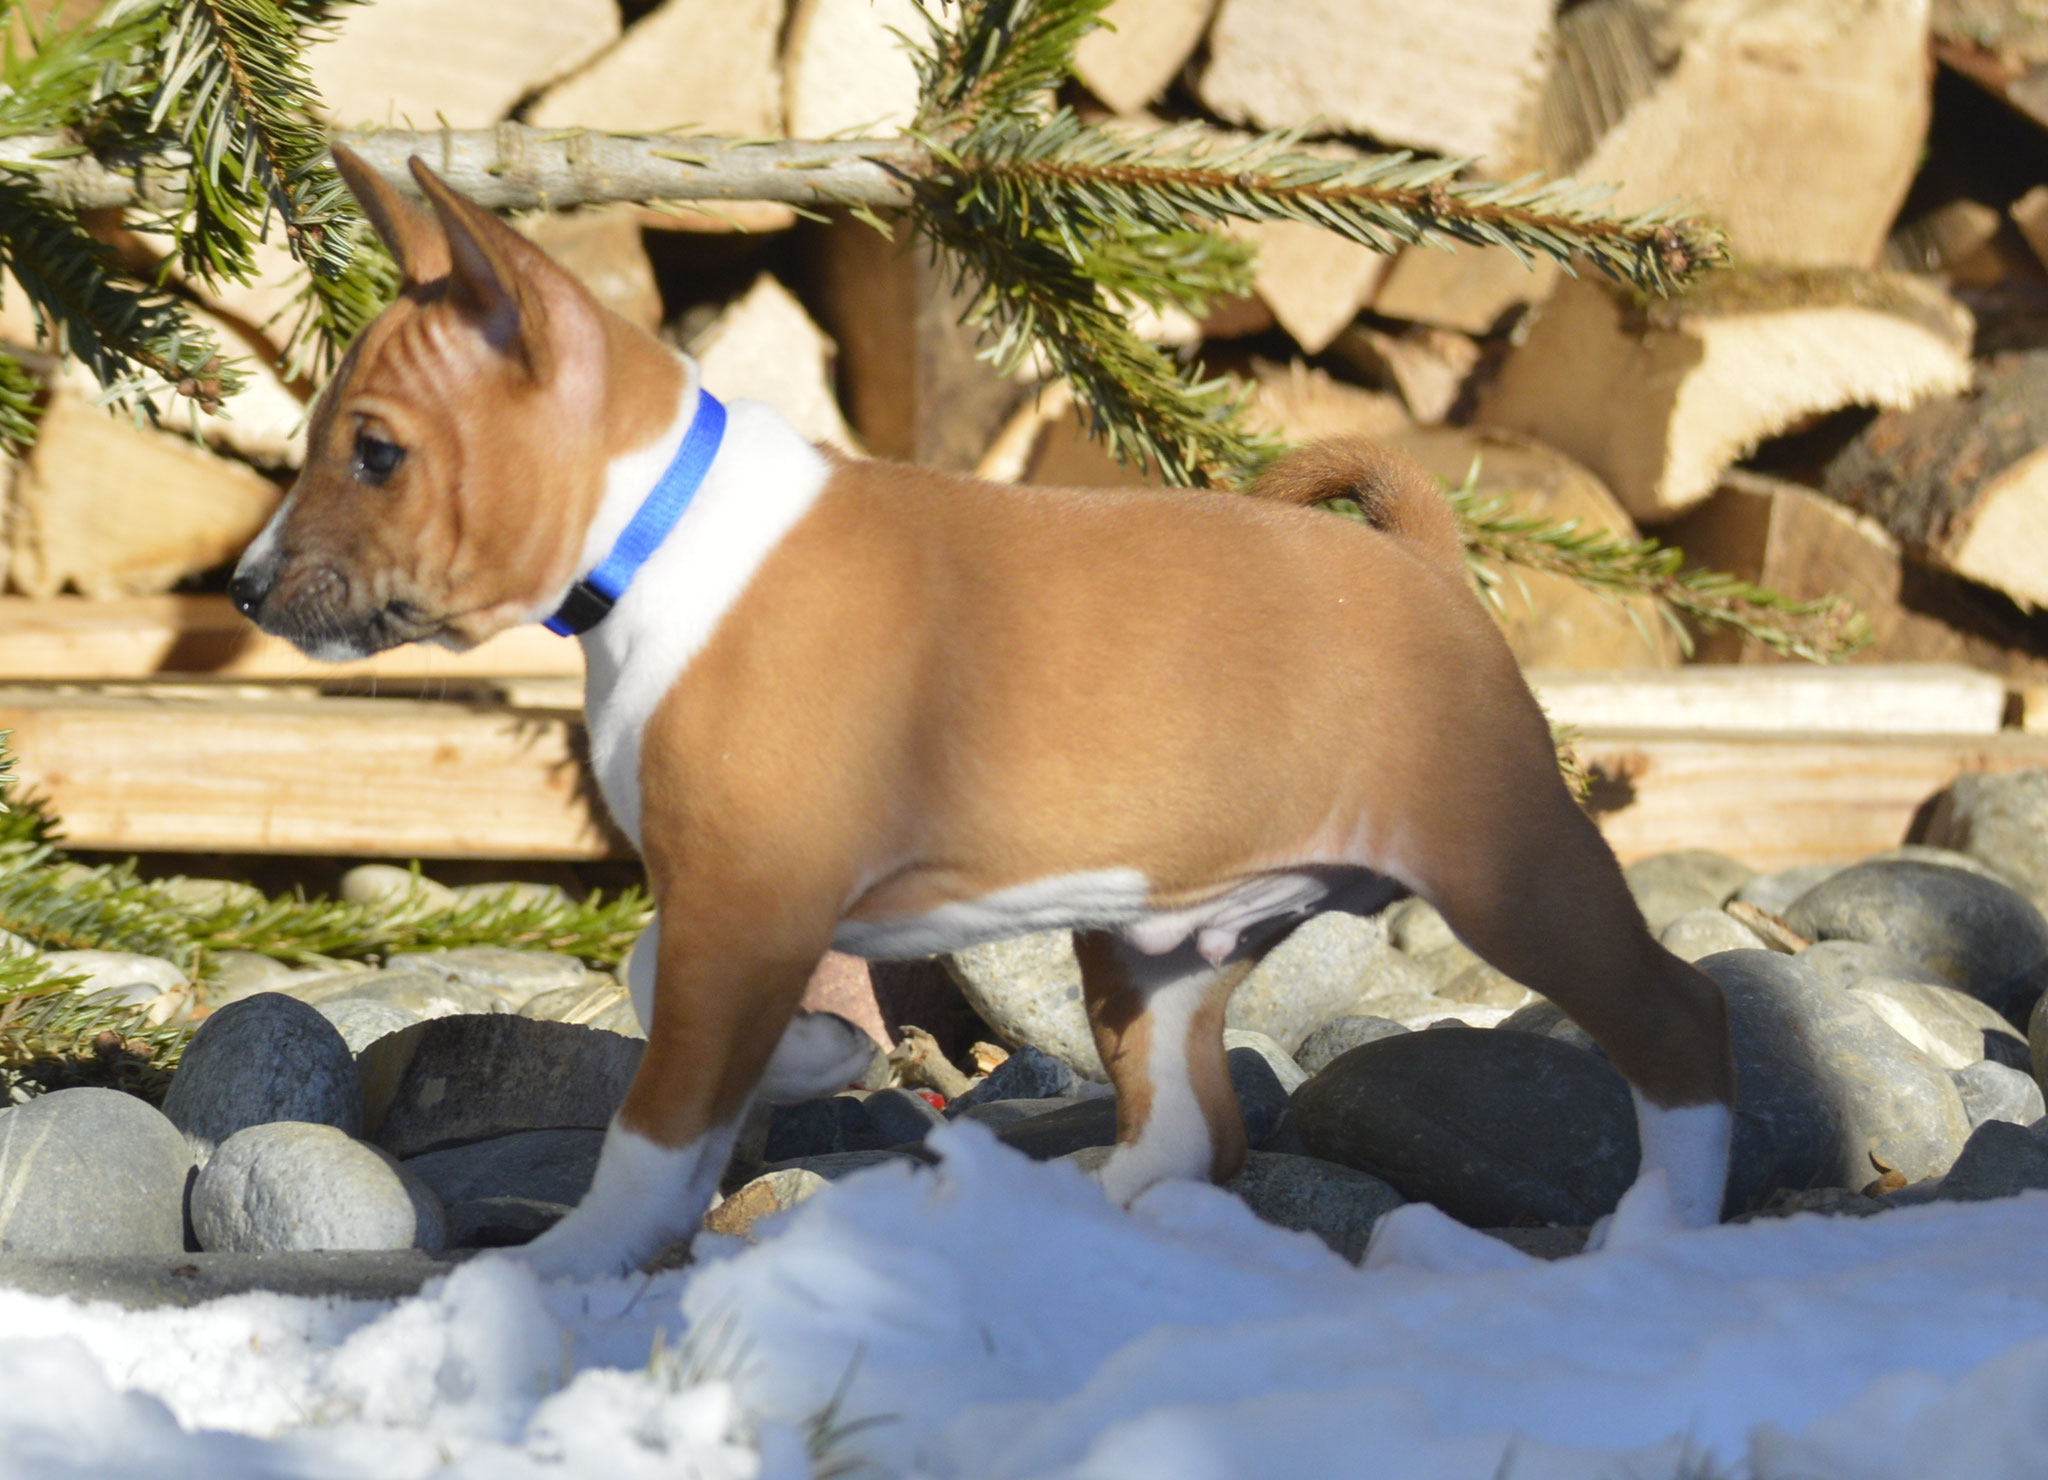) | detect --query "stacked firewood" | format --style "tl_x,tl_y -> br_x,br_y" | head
6,0 -> 2048,679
